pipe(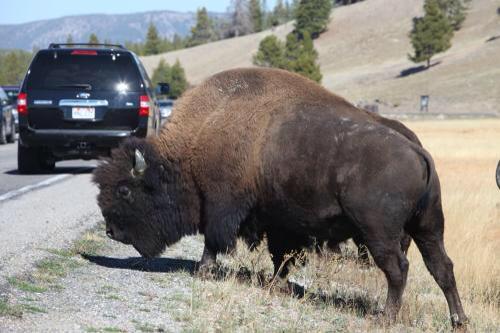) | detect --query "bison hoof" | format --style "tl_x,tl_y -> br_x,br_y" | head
194,262 -> 217,279
451,314 -> 469,331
